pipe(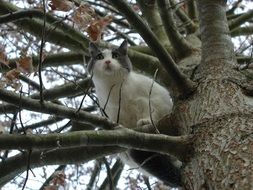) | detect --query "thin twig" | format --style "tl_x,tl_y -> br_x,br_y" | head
103,84 -> 115,111
19,89 -> 26,135
0,88 -> 116,129
127,154 -> 159,171
142,176 -> 152,190
21,149 -> 32,190
39,165 -> 66,190
86,160 -> 102,190
102,157 -> 114,190
116,80 -> 124,123
38,0 -> 46,103
3,112 -> 18,159
148,69 -> 160,134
